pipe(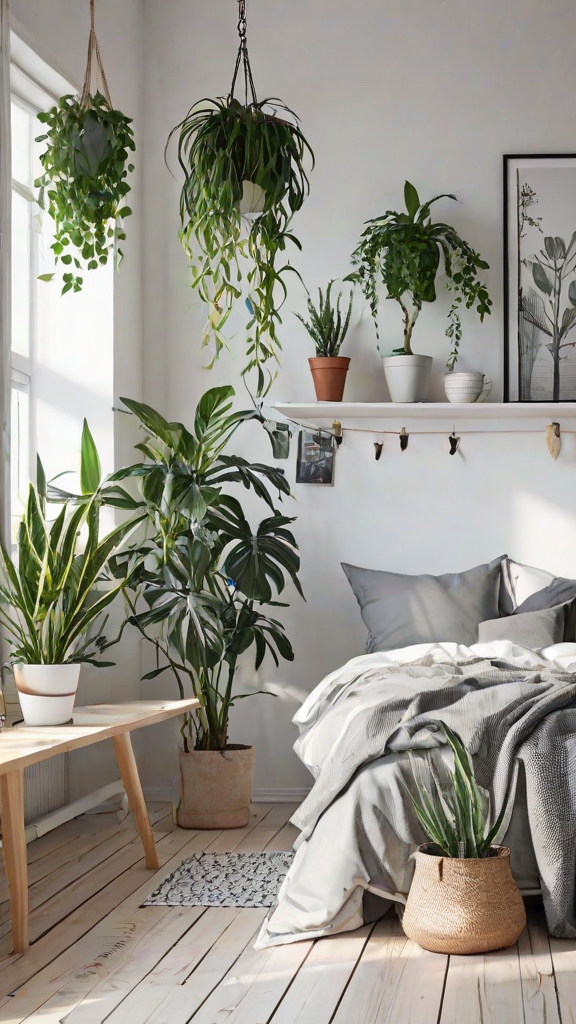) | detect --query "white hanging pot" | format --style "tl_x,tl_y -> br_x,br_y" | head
381,353 -> 433,403
239,180 -> 267,216
14,664 -> 81,726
